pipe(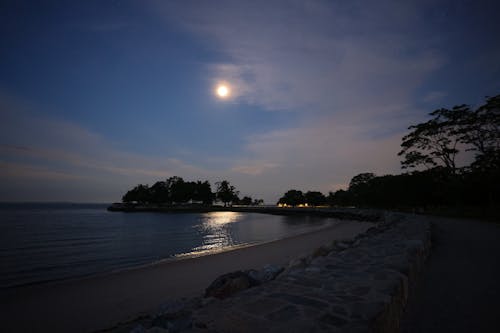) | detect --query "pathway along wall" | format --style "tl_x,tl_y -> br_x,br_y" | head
125,212 -> 431,333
